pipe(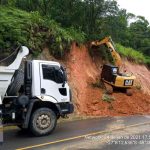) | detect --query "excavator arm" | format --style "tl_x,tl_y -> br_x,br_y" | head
91,37 -> 136,96
91,36 -> 122,67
